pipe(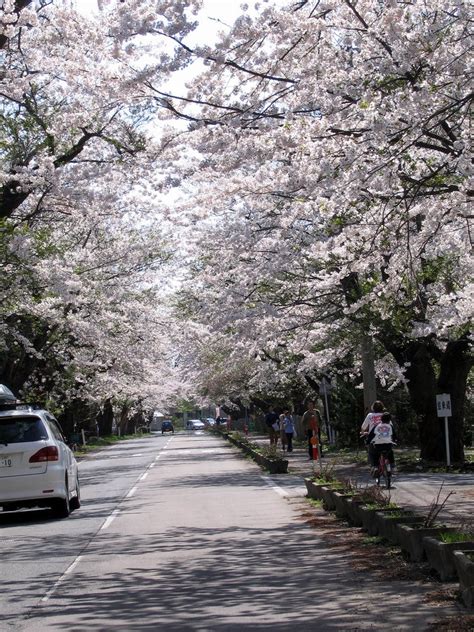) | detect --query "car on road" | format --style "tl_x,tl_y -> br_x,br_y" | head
202,417 -> 216,426
186,419 -> 206,430
0,404 -> 80,518
161,420 -> 174,434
